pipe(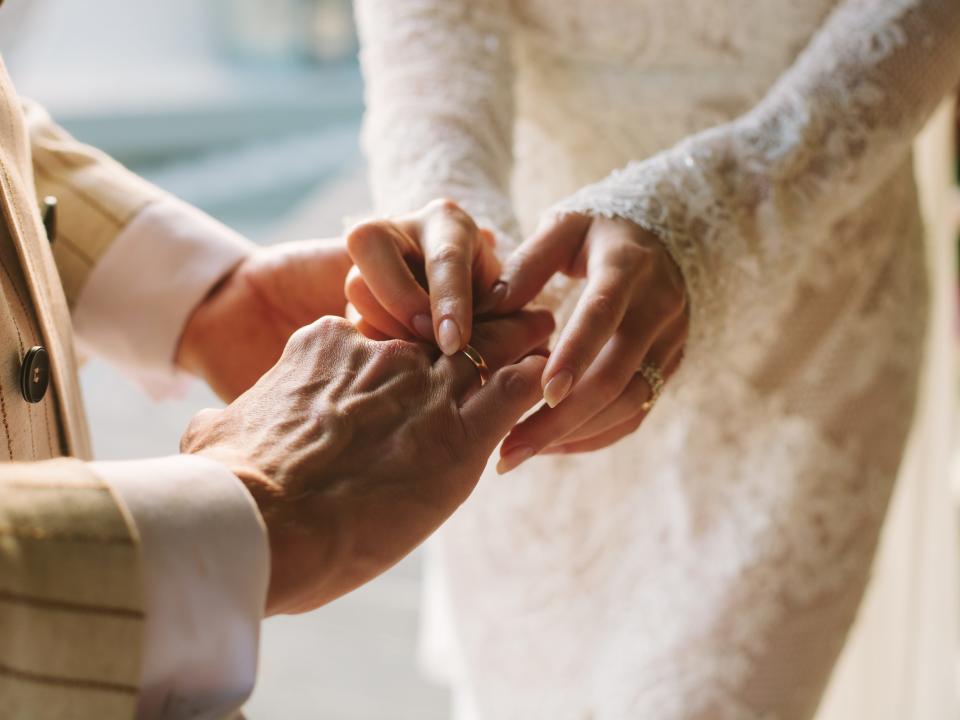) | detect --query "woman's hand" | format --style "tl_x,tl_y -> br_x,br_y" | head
344,199 -> 501,354
489,213 -> 688,470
